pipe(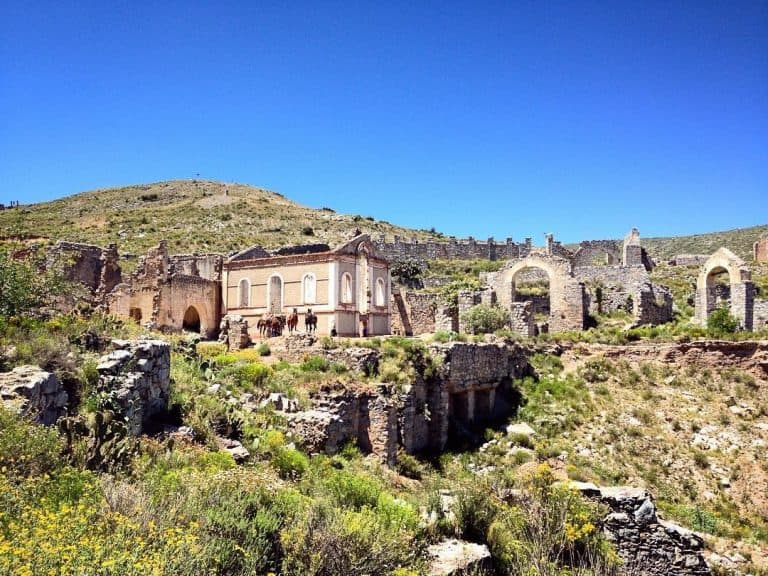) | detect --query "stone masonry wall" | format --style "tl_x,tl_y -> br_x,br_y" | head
754,237 -> 768,263
0,366 -> 68,425
573,483 -> 710,575
509,301 -> 534,337
754,299 -> 768,331
96,339 -> 171,435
